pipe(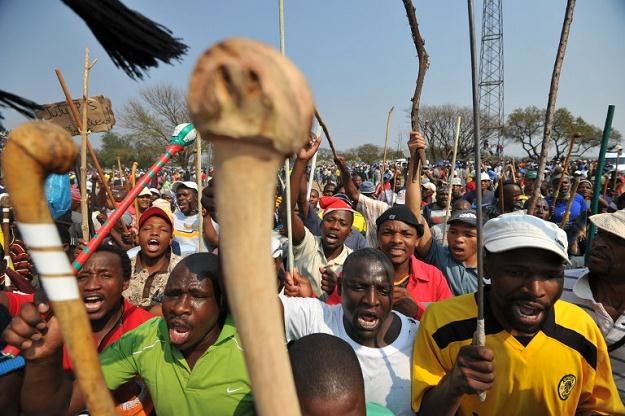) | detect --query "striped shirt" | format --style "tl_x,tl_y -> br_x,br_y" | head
562,268 -> 625,401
